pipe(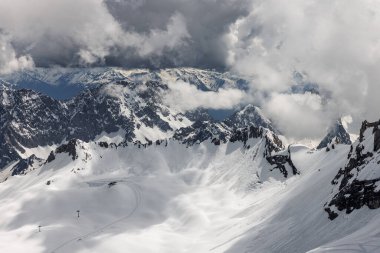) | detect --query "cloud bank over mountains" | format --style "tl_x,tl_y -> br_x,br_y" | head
227,0 -> 380,137
0,0 -> 379,139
